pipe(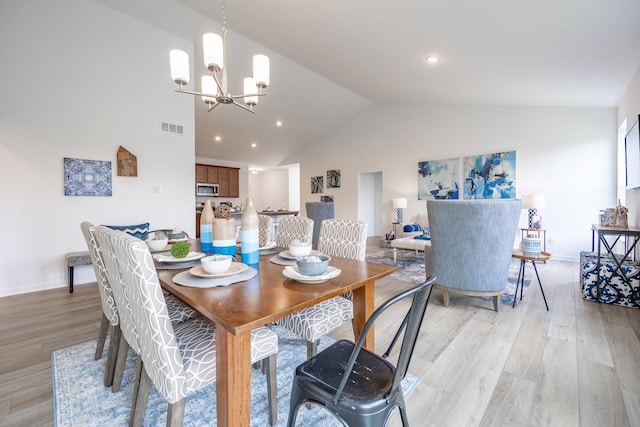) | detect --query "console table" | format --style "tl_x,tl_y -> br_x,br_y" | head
591,224 -> 640,304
